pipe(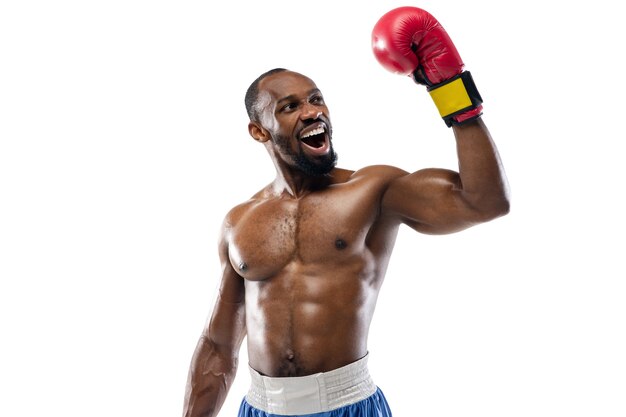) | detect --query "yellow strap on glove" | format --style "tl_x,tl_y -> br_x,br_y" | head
427,71 -> 482,122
